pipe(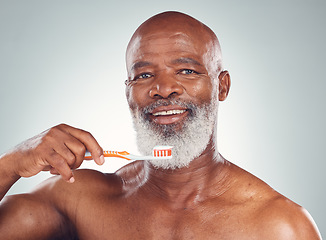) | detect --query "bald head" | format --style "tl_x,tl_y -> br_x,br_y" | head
129,11 -> 216,42
126,11 -> 224,80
